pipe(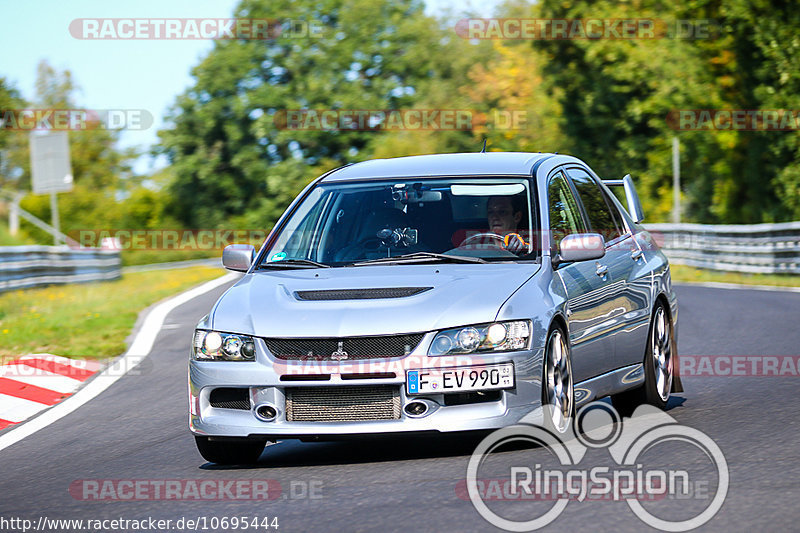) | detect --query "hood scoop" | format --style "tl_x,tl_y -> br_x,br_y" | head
294,287 -> 432,301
